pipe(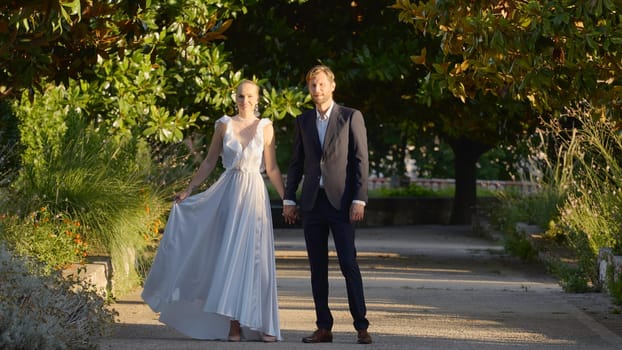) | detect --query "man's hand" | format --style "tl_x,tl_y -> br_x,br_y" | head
349,203 -> 365,223
283,204 -> 299,224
